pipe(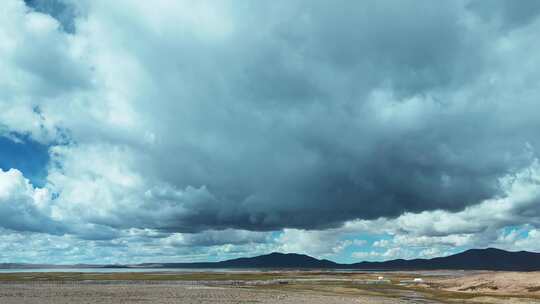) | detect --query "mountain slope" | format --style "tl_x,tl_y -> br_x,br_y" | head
350,248 -> 540,271
146,252 -> 339,269
215,252 -> 339,268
